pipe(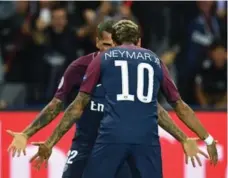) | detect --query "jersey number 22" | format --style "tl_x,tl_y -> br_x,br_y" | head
115,60 -> 154,103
